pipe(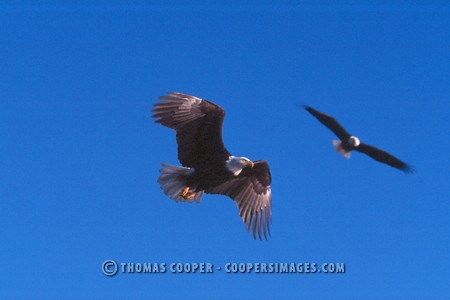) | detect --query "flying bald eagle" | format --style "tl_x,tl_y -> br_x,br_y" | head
152,92 -> 272,240
304,105 -> 413,173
